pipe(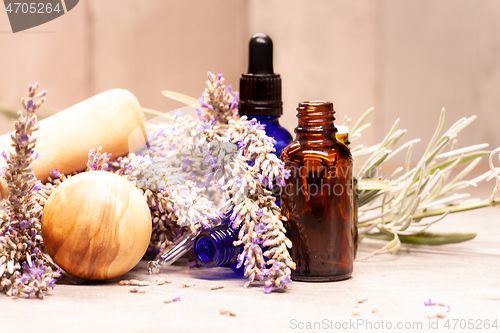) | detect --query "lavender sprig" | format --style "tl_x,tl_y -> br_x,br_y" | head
204,116 -> 295,292
198,71 -> 239,124
0,83 -> 60,299
156,73 -> 295,292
